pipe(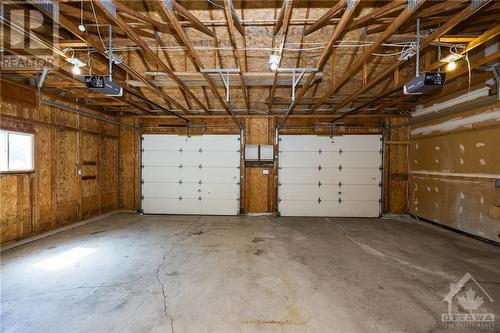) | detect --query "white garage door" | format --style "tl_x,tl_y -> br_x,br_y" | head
141,135 -> 240,215
278,135 -> 382,217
